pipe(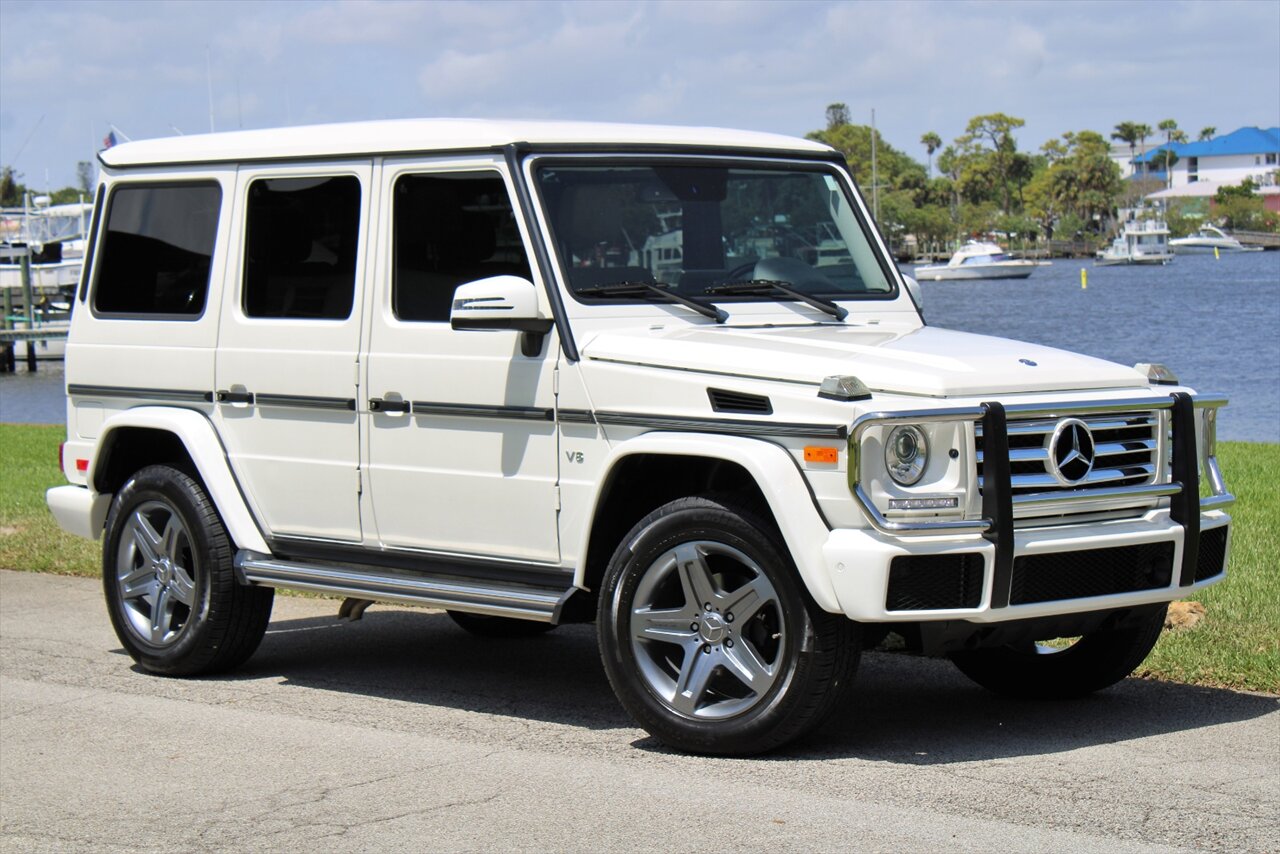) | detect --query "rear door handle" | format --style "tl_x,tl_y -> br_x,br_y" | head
215,390 -> 255,404
369,397 -> 411,414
